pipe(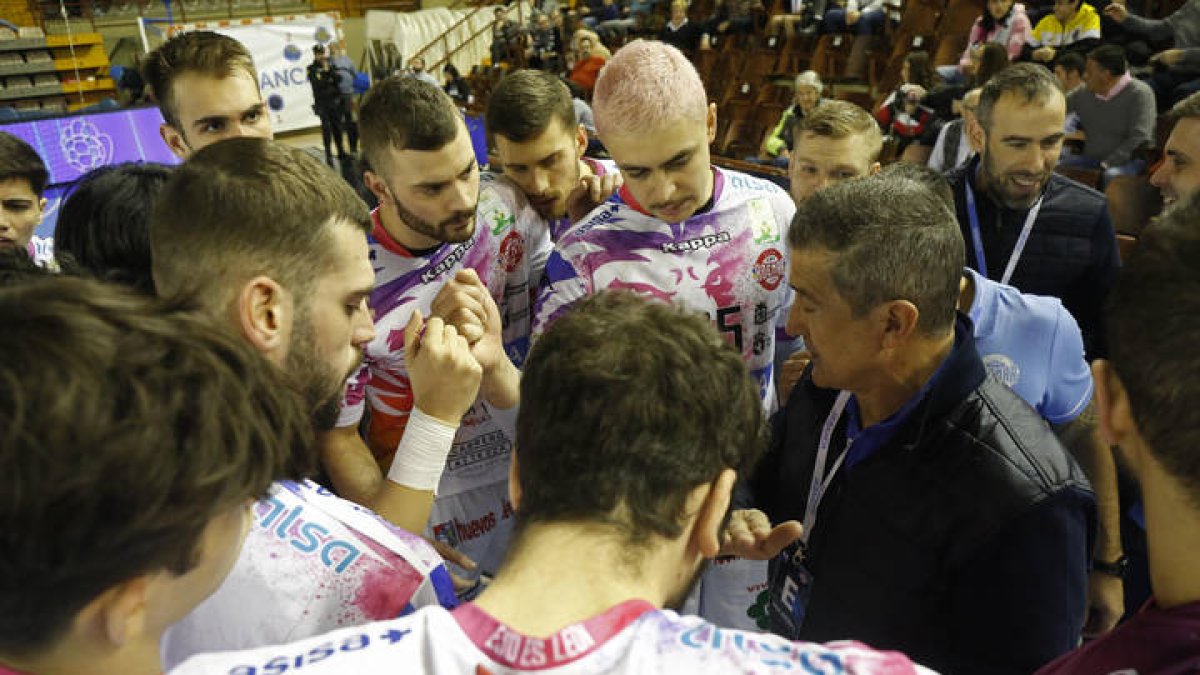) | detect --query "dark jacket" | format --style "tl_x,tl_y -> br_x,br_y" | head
746,318 -> 1095,675
945,155 -> 1119,360
307,60 -> 341,107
